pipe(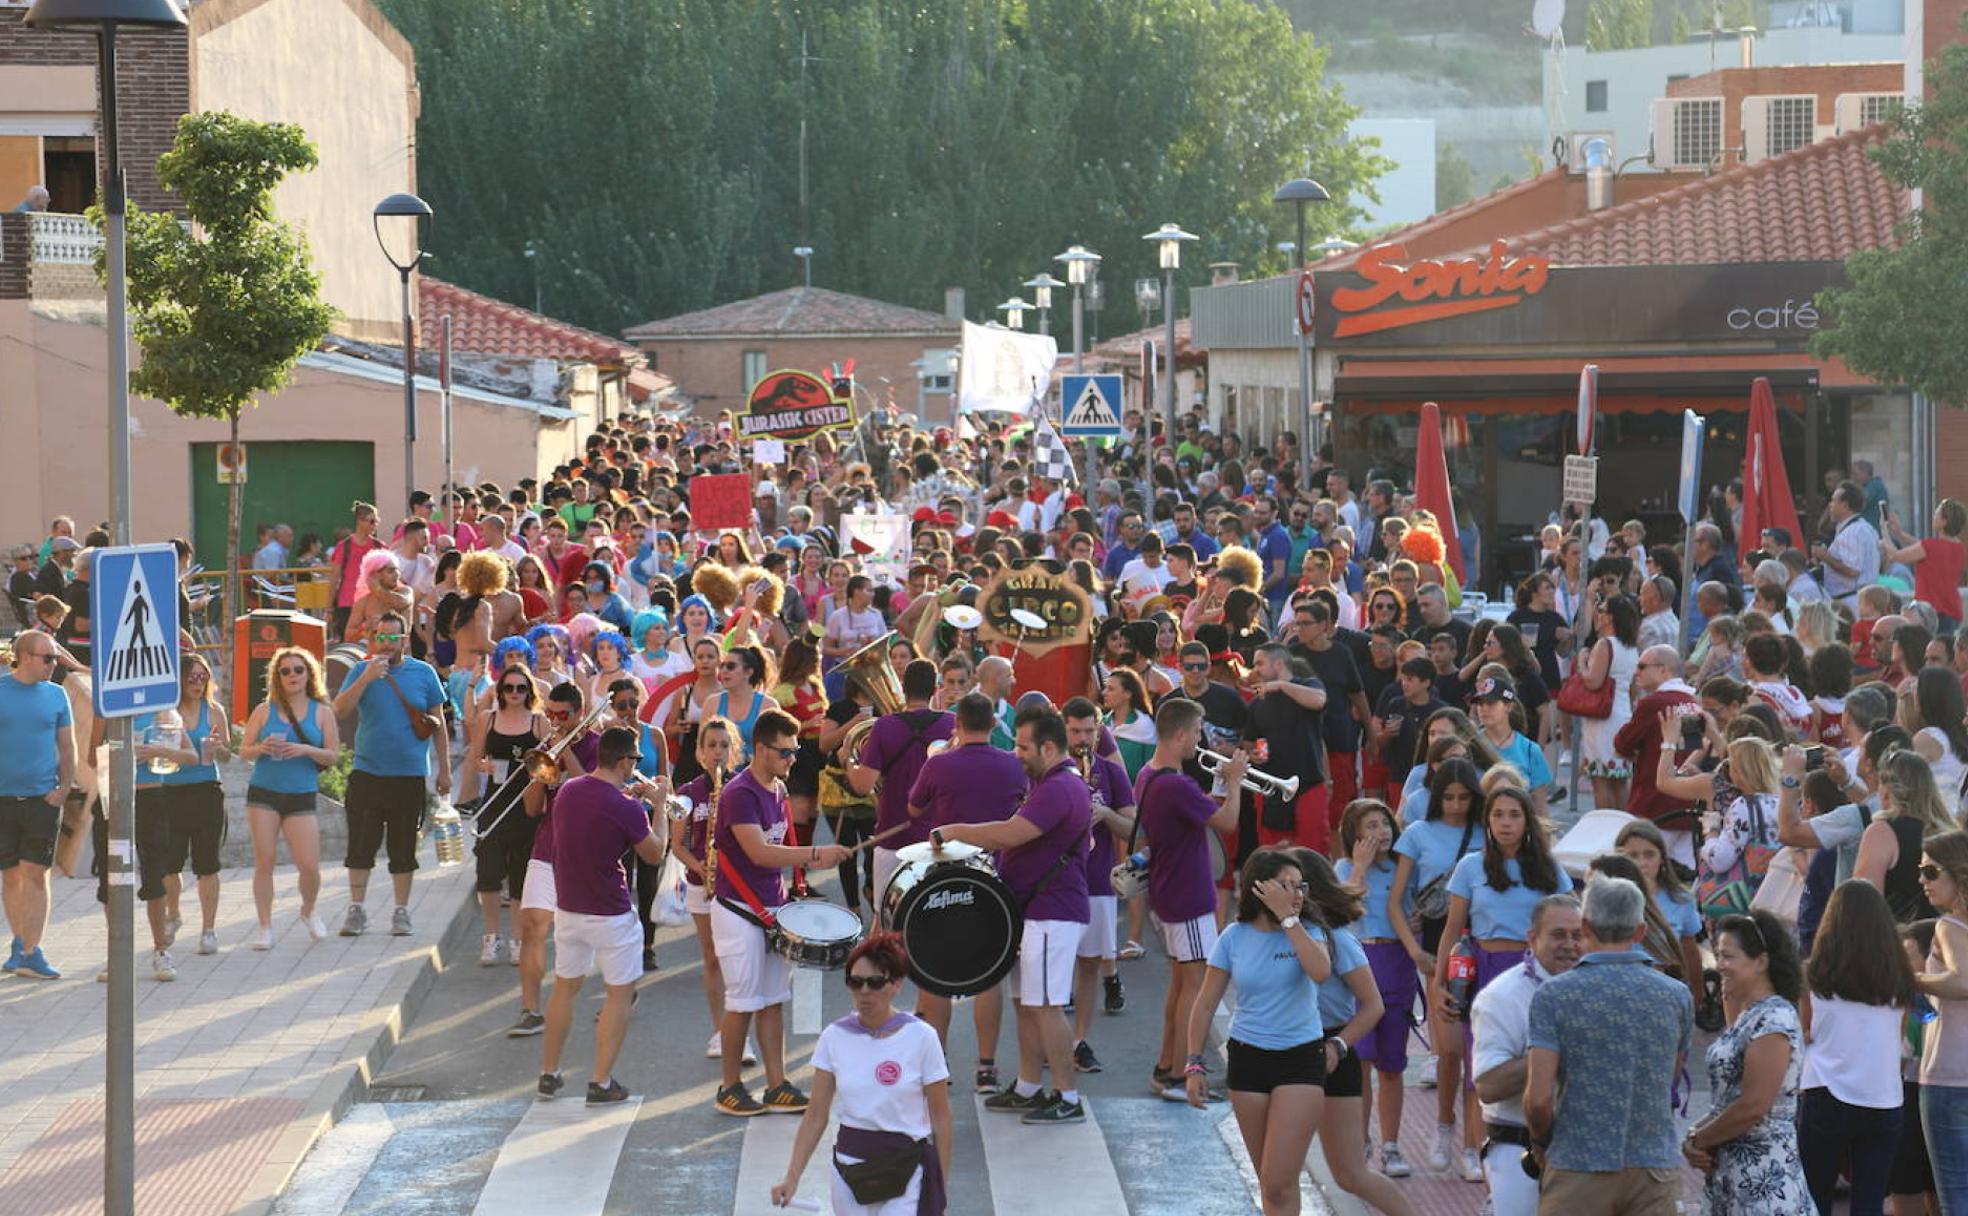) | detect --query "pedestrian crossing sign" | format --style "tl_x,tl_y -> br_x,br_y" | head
1059,374 -> 1124,438
90,543 -> 181,718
